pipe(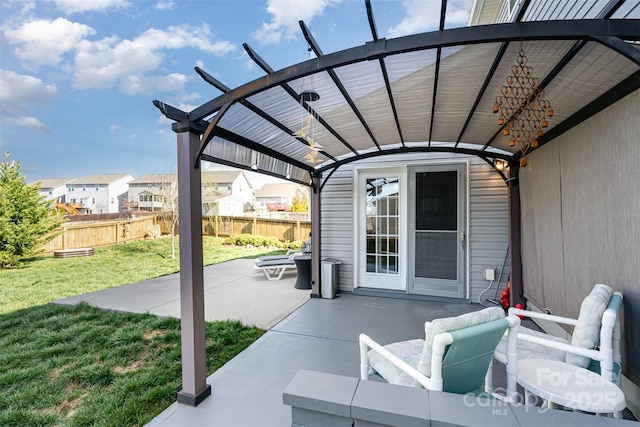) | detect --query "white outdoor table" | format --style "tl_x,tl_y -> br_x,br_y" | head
517,359 -> 626,418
